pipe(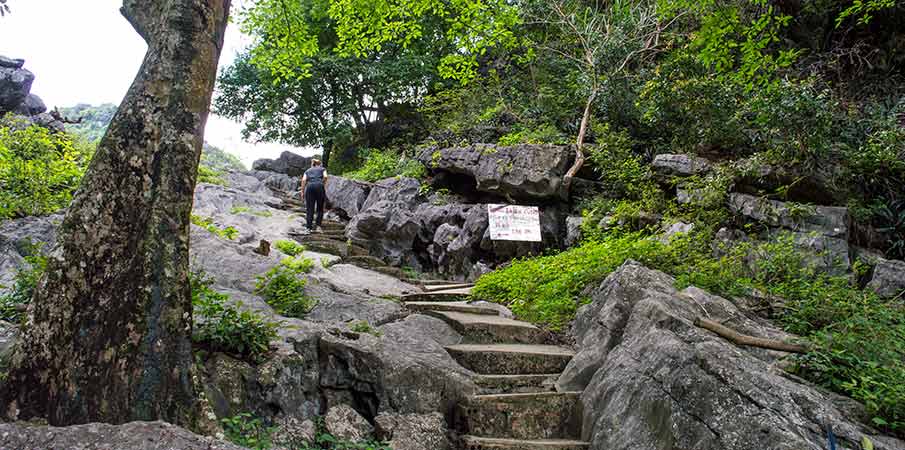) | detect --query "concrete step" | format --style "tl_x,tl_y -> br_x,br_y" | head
461,436 -> 589,450
423,282 -> 475,292
460,392 -> 583,441
444,344 -> 574,375
404,301 -> 500,316
426,311 -> 545,344
401,288 -> 472,303
473,374 -> 558,394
